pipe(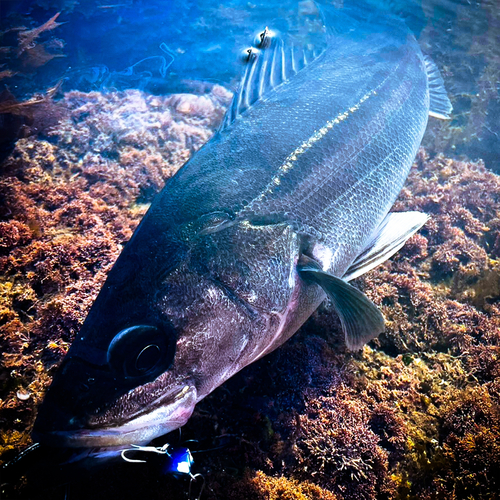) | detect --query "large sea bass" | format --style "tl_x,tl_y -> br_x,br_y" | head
33,5 -> 451,453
